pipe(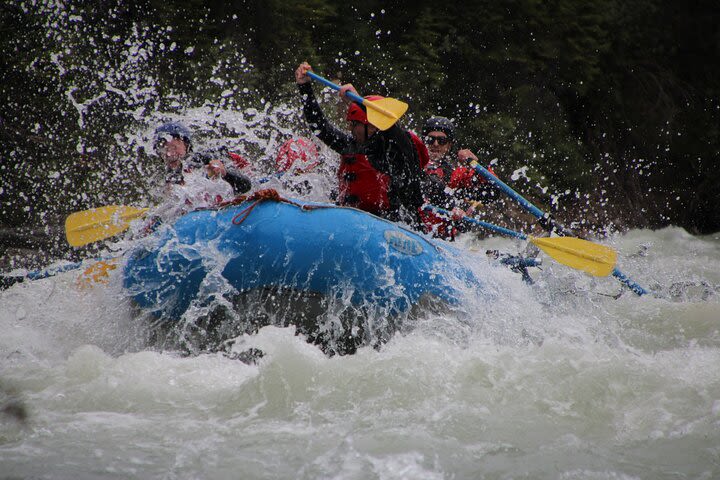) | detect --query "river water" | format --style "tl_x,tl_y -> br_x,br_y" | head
1,224 -> 719,479
5,4 -> 719,477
